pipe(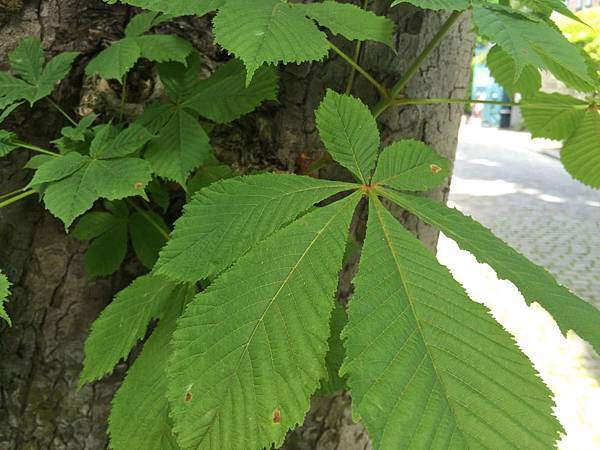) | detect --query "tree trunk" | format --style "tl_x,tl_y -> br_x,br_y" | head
0,1 -> 474,448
